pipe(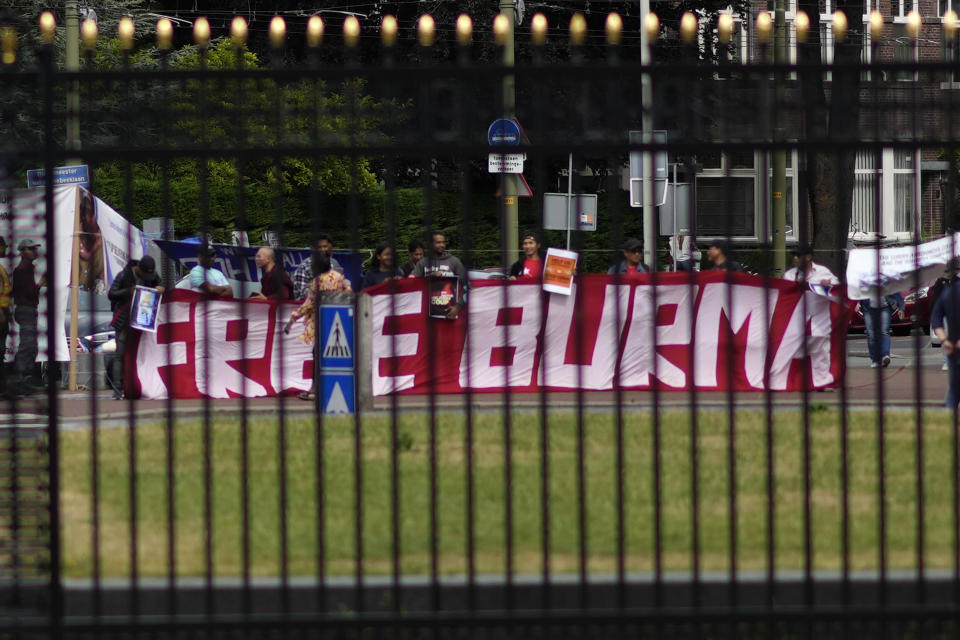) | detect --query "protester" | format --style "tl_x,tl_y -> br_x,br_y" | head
669,234 -> 699,272
252,246 -> 294,300
932,267 -> 960,408
286,253 -> 353,401
361,244 -> 401,290
188,245 -> 233,298
412,230 -> 468,319
508,232 -> 543,280
293,234 -> 344,300
399,239 -> 425,278
858,292 -> 904,369
707,239 -> 742,272
0,236 -> 10,393
783,244 -> 839,290
10,240 -> 46,397
108,255 -> 164,399
608,237 -> 650,274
